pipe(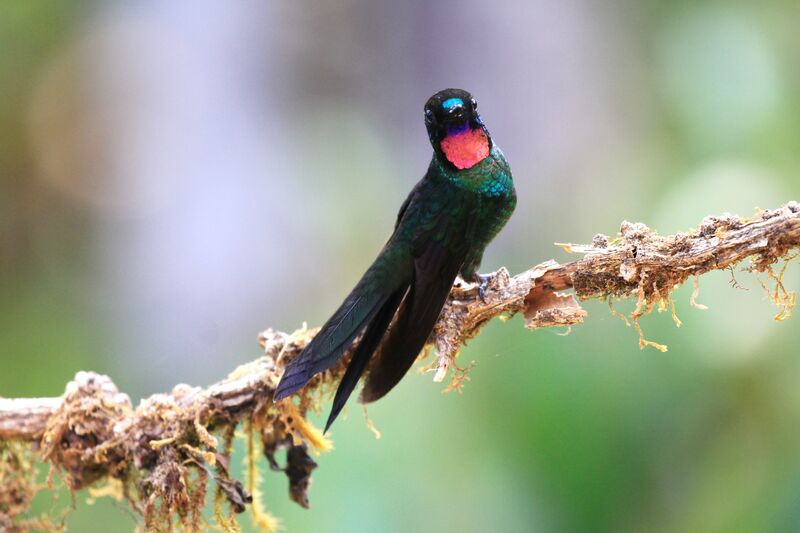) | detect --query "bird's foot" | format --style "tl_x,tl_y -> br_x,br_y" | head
473,272 -> 494,303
